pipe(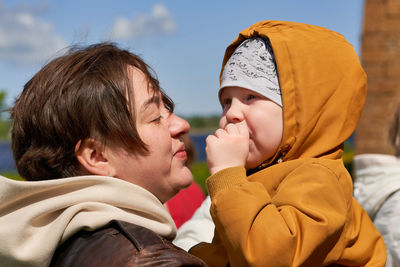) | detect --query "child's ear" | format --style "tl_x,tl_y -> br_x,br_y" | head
75,139 -> 116,177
